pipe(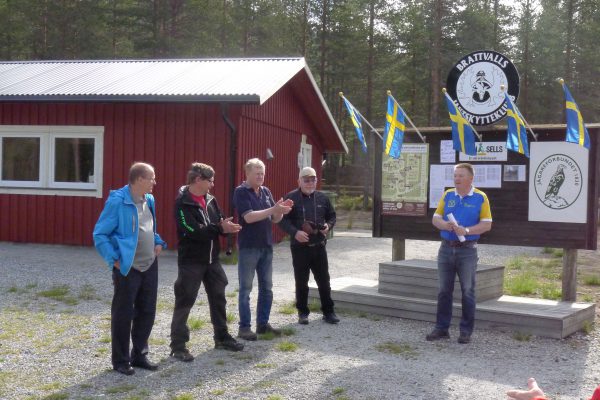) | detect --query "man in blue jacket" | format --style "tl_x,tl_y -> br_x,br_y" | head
93,162 -> 167,375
